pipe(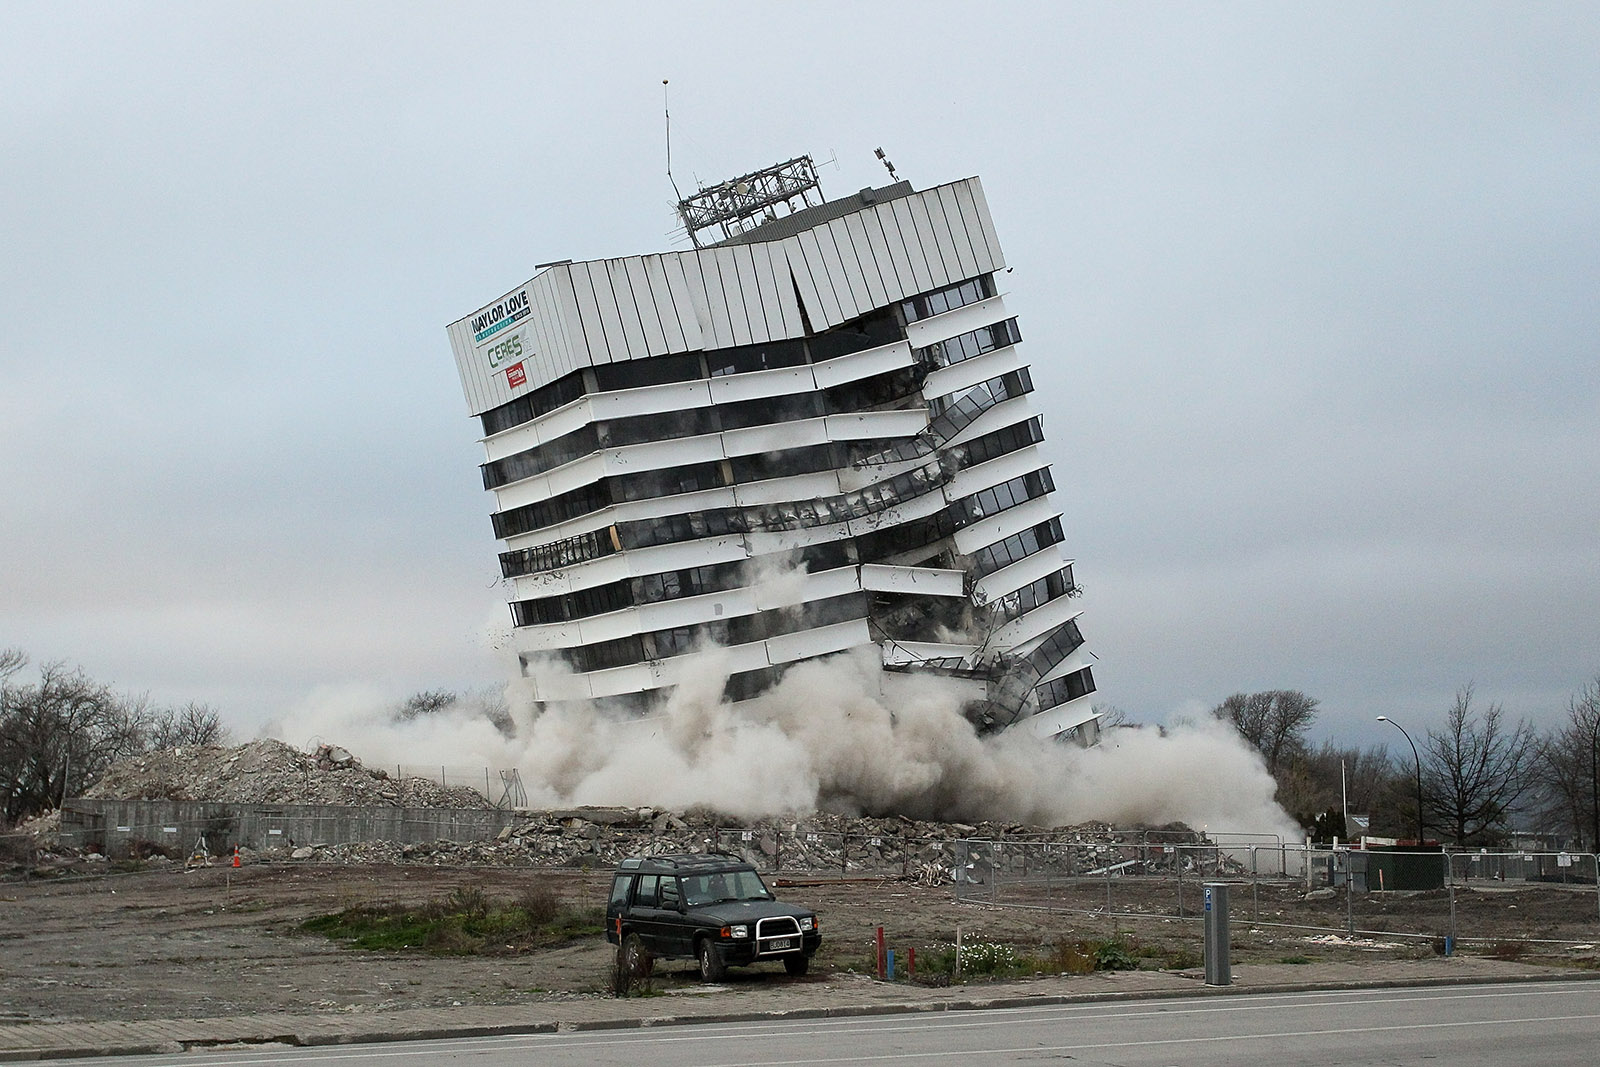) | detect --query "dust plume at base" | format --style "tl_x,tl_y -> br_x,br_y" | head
267,647 -> 1299,840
